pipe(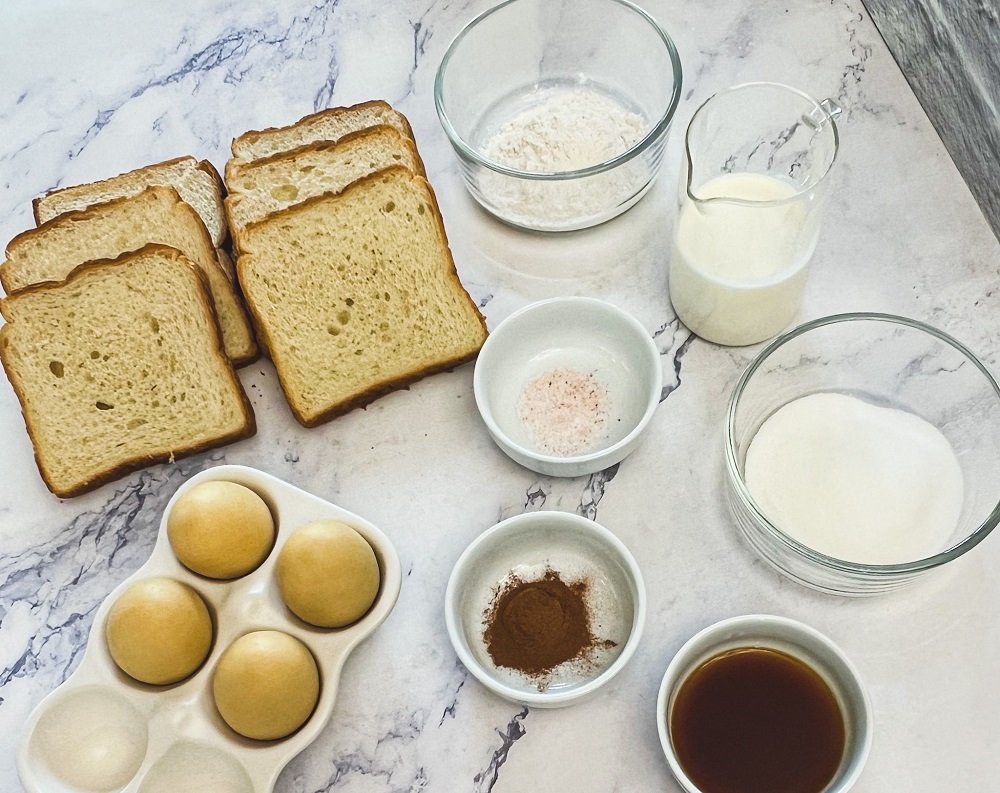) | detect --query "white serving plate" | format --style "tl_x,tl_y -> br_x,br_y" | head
17,464 -> 402,793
